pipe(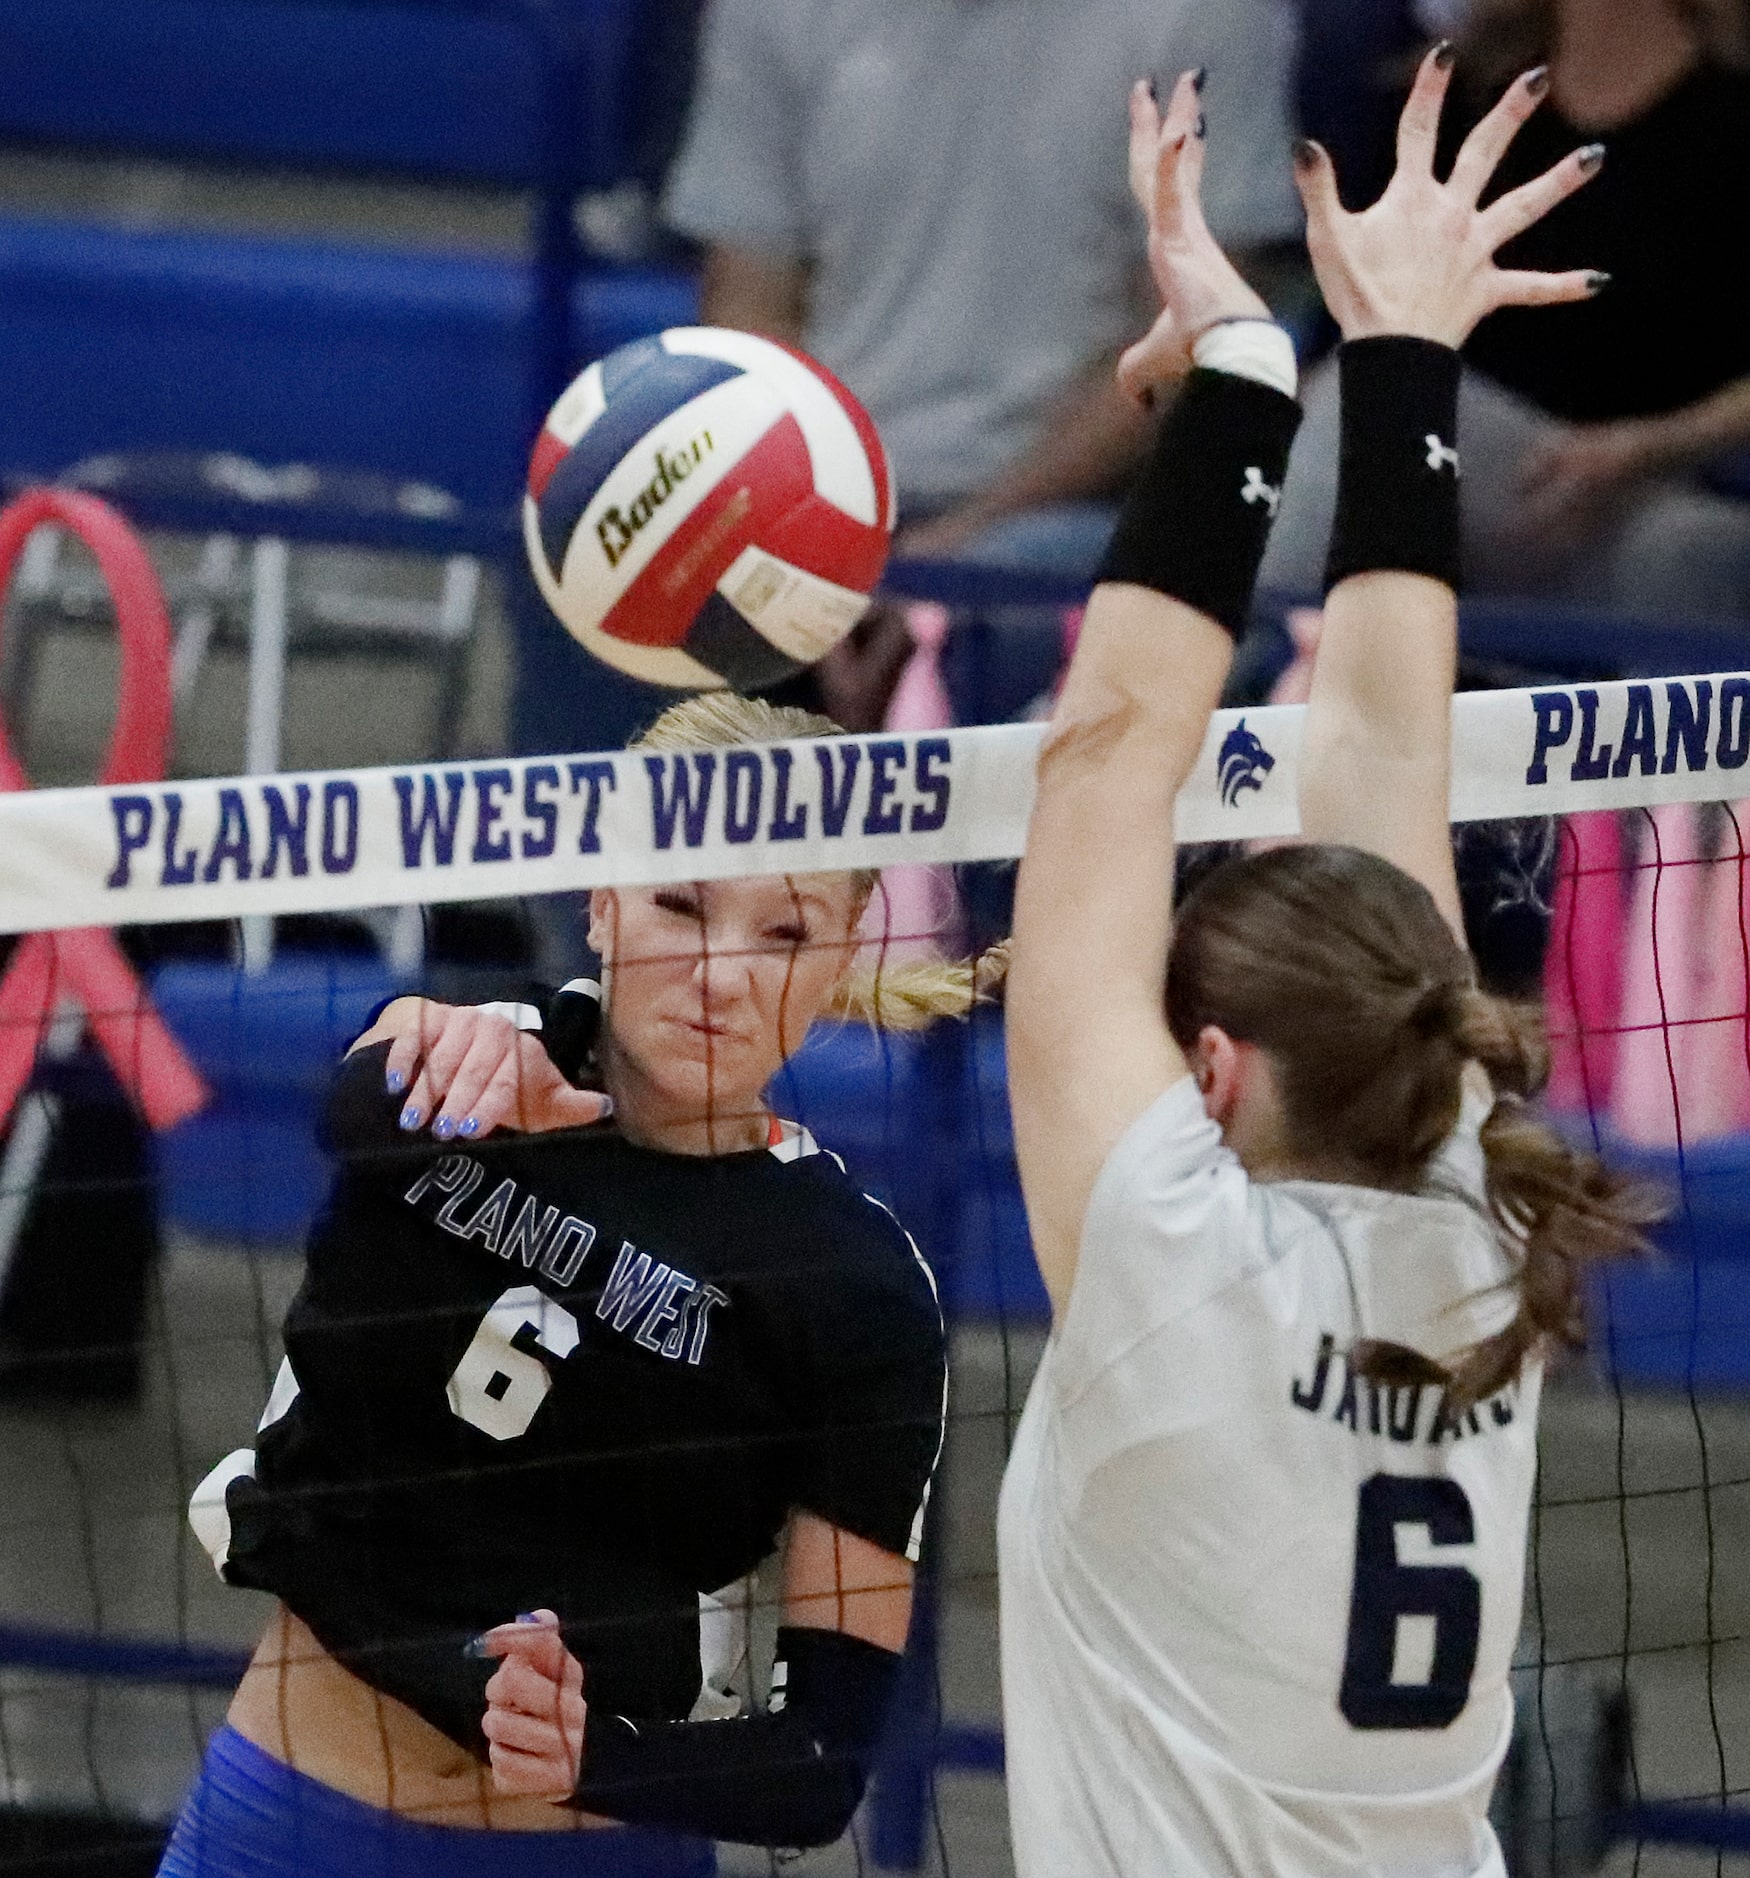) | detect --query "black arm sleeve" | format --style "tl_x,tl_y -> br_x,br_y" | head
536,979 -> 605,1088
319,1041 -> 427,1170
571,1626 -> 901,1848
